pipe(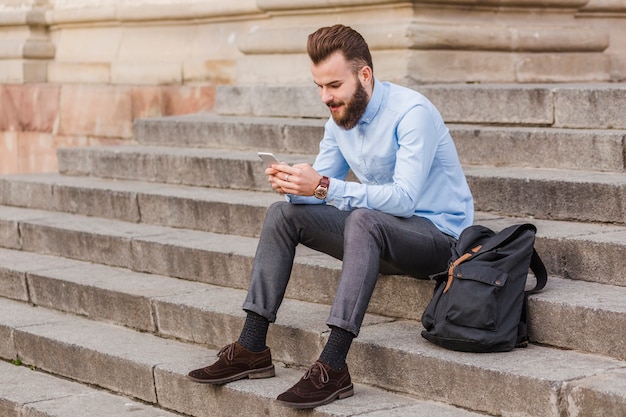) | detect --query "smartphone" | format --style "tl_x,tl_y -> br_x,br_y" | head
258,152 -> 280,167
